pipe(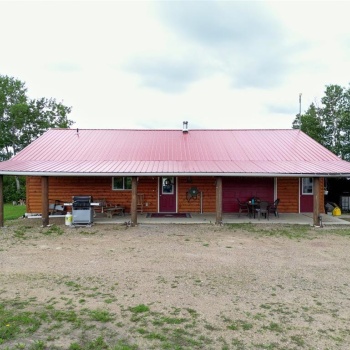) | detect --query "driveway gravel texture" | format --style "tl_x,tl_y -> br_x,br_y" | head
0,218 -> 350,349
